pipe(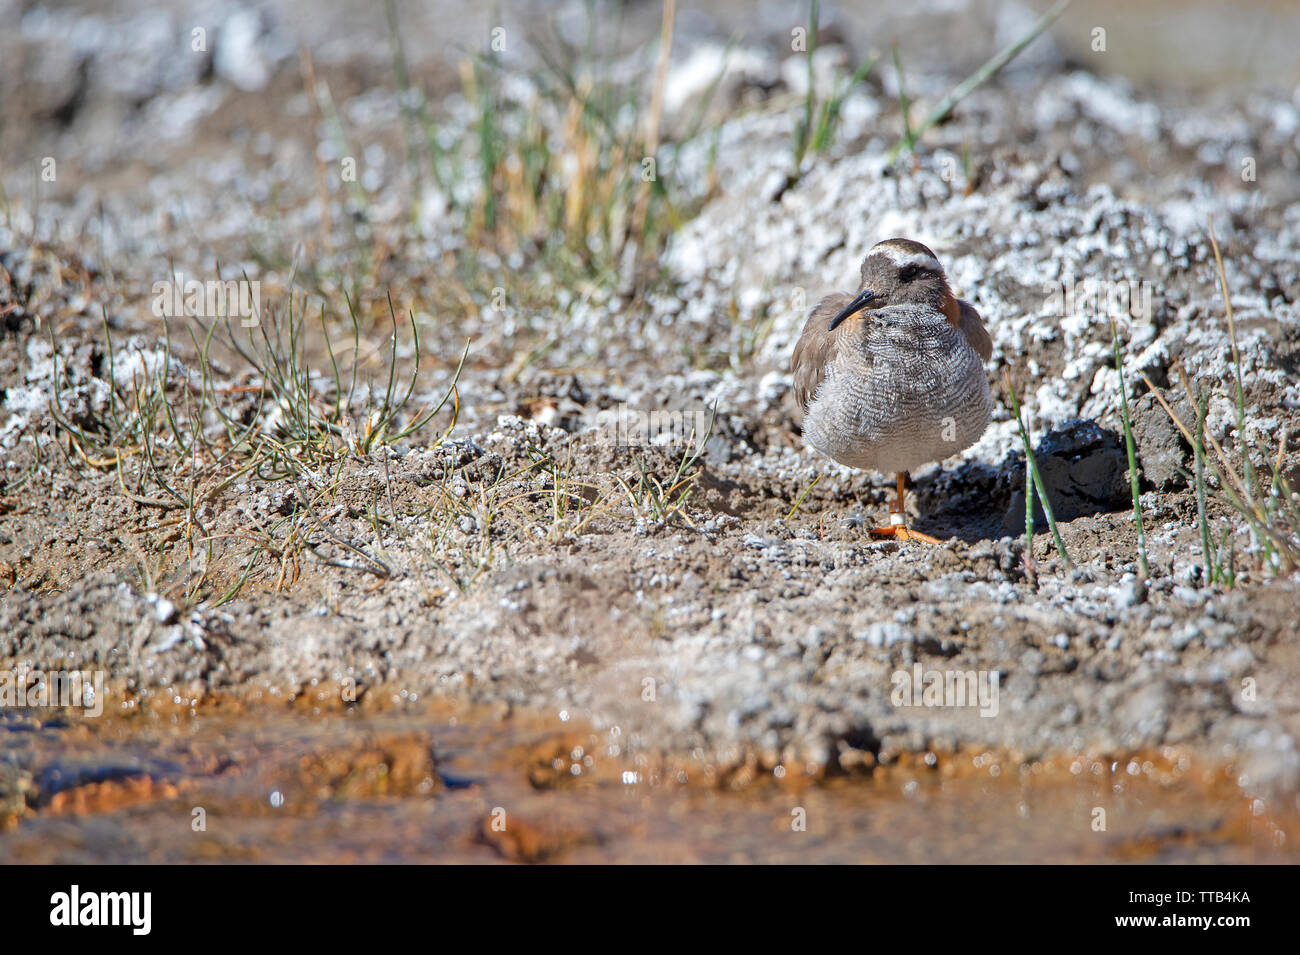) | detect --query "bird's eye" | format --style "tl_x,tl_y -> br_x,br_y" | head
899,265 -> 921,282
